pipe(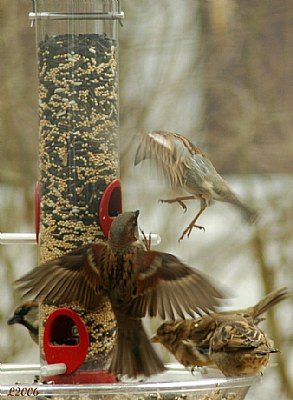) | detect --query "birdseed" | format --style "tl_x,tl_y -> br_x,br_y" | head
37,33 -> 119,370
38,33 -> 119,261
32,389 -> 246,400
